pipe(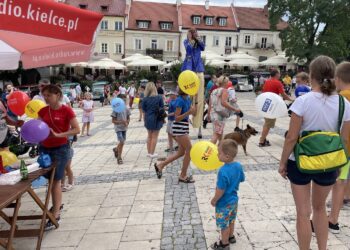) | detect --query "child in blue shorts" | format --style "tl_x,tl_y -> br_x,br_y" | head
111,95 -> 130,165
211,139 -> 245,250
